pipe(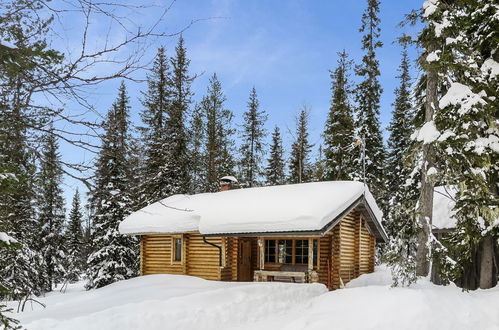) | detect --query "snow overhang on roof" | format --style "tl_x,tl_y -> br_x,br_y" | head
432,186 -> 457,232
119,181 -> 388,242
